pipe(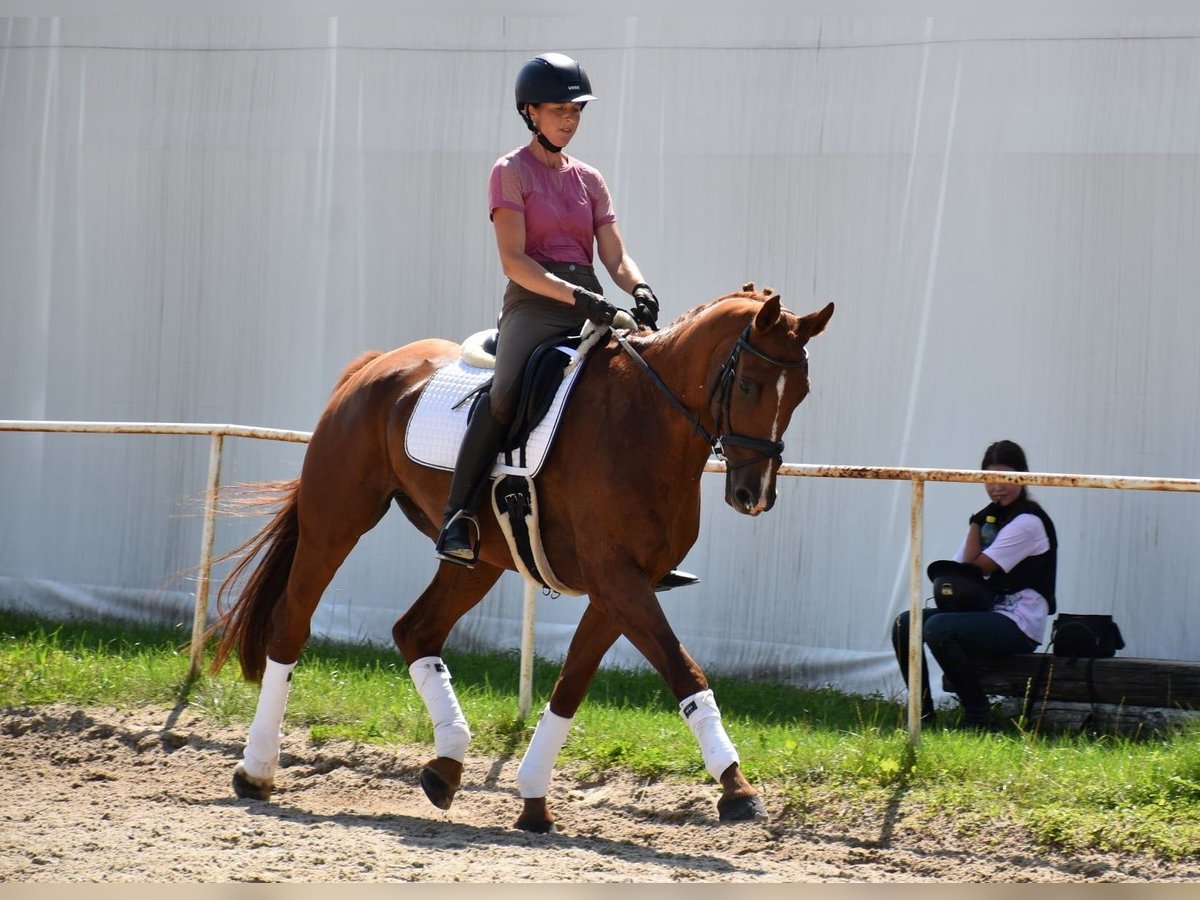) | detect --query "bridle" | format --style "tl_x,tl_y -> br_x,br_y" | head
613,322 -> 809,470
